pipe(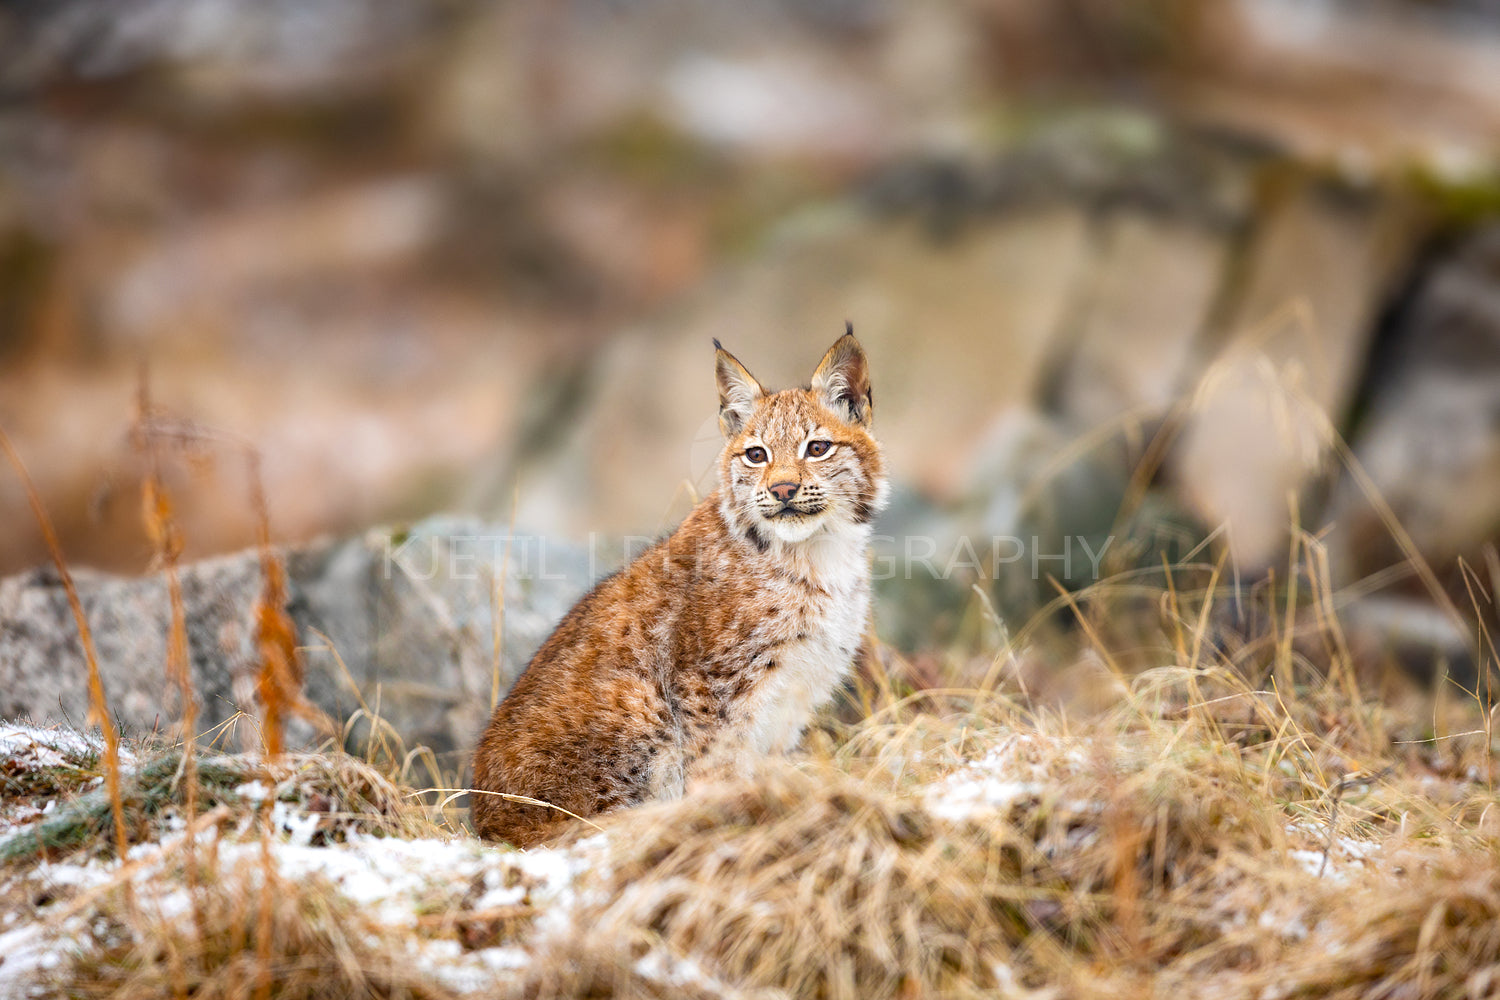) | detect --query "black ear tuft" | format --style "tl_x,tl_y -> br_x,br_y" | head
716,343 -> 765,438
810,328 -> 873,426
712,338 -> 723,351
